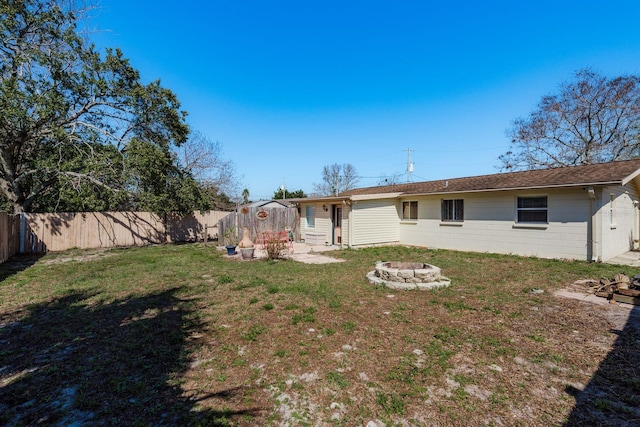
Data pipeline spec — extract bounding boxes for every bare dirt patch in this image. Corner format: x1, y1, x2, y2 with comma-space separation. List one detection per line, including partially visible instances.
555, 284, 640, 330
40, 247, 117, 265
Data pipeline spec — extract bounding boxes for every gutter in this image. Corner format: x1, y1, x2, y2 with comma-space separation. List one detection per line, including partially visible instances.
345, 199, 353, 249
351, 192, 403, 201
340, 181, 624, 200
587, 187, 599, 262
403, 181, 623, 198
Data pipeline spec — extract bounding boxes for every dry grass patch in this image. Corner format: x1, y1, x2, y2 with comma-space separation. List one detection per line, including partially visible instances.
1, 244, 639, 425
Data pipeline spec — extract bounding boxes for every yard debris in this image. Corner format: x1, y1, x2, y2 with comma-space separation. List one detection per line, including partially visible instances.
572, 274, 640, 306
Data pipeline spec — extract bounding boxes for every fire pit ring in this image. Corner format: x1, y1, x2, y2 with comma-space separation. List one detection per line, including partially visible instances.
367, 261, 451, 290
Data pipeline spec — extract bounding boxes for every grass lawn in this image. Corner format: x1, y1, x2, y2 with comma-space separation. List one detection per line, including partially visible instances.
1, 244, 639, 426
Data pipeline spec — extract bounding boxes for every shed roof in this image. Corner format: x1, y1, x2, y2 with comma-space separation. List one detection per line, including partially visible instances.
340, 159, 640, 197
246, 200, 291, 208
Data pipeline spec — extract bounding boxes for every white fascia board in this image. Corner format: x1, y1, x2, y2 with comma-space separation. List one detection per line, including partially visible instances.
622, 168, 640, 186
351, 192, 403, 201
346, 179, 629, 200
406, 182, 623, 197
290, 196, 349, 204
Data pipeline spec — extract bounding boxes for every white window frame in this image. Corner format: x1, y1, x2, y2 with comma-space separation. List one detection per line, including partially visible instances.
402, 201, 418, 220
441, 199, 464, 222
306, 205, 316, 228
516, 196, 548, 224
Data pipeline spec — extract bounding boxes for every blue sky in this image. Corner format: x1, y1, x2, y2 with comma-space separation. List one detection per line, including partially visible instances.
92, 1, 640, 200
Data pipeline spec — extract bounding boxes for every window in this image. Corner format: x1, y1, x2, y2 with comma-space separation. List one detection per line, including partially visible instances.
306, 205, 316, 228
516, 196, 547, 223
402, 201, 418, 220
441, 199, 464, 222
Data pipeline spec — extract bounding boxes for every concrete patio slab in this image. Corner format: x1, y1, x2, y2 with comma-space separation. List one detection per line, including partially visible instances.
606, 251, 640, 267
230, 242, 345, 264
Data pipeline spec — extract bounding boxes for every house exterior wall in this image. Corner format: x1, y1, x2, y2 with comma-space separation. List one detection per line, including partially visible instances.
350, 199, 400, 246
299, 202, 332, 245
598, 184, 639, 261
297, 202, 353, 246
399, 188, 593, 260
298, 179, 640, 260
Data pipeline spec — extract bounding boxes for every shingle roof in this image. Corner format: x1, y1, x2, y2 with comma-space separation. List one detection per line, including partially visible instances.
341, 159, 640, 197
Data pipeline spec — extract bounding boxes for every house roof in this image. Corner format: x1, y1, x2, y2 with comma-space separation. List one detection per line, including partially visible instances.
340, 159, 640, 197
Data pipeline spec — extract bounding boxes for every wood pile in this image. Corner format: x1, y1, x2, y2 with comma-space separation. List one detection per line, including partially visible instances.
590, 273, 640, 305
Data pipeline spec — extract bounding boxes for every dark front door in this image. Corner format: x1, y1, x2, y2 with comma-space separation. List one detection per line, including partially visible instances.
334, 206, 342, 244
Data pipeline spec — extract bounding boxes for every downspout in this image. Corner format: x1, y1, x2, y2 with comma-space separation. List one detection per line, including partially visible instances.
587, 187, 598, 262
345, 199, 353, 248
338, 202, 343, 249
634, 200, 640, 250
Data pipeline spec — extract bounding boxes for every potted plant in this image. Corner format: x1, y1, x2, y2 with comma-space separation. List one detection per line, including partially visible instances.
223, 227, 237, 255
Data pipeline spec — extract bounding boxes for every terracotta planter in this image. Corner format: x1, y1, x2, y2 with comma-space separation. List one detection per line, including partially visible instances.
239, 226, 254, 249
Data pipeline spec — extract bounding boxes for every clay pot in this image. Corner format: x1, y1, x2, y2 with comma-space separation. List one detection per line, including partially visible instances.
239, 226, 254, 249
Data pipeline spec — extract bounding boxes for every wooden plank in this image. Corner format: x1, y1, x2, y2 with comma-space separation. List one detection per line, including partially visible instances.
616, 288, 640, 297
612, 294, 640, 306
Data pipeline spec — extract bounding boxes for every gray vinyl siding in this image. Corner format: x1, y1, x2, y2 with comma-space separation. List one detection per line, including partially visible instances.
350, 200, 399, 246
299, 202, 331, 245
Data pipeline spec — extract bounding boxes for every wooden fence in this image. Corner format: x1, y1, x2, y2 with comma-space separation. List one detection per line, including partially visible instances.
0, 212, 20, 263
0, 211, 230, 258
218, 206, 300, 246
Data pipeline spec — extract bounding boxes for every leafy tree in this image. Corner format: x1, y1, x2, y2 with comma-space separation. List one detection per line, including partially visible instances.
312, 163, 359, 196
499, 69, 640, 170
273, 188, 307, 199
242, 188, 250, 204
27, 141, 128, 212
124, 138, 210, 214
0, 0, 207, 213
201, 182, 235, 211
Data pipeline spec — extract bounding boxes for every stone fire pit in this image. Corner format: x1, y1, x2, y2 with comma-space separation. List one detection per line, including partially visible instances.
367, 261, 451, 290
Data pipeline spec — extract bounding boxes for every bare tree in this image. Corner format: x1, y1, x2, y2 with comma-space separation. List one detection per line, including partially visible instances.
377, 173, 401, 186
499, 69, 640, 170
176, 131, 239, 197
312, 163, 360, 196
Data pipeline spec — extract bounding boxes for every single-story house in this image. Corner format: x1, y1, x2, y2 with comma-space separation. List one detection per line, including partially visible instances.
291, 159, 640, 262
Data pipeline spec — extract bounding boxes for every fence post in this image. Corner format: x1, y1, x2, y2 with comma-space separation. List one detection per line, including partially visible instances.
19, 212, 25, 254
164, 212, 168, 244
